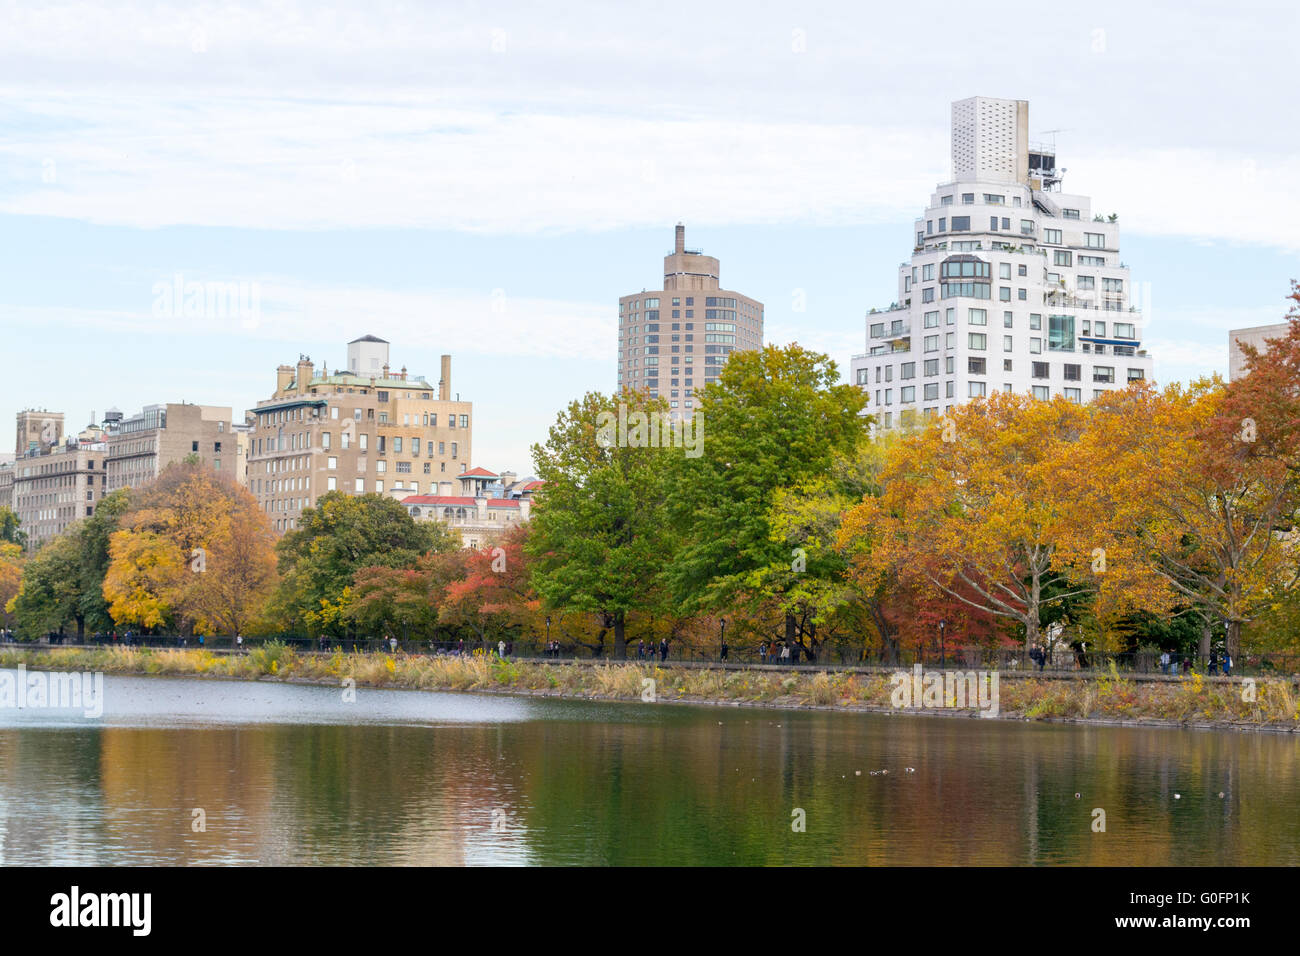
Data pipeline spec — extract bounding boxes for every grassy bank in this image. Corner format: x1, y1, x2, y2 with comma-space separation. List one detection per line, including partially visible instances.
2, 645, 1298, 731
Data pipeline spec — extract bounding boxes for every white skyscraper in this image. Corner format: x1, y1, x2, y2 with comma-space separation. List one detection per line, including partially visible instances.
851, 96, 1154, 428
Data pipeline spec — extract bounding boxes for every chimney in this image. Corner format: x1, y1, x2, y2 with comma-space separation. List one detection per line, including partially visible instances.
519, 498, 531, 521
400, 365, 407, 381
475, 496, 488, 521
382, 363, 390, 380
276, 364, 294, 392
296, 356, 314, 392
675, 222, 685, 254
439, 355, 451, 401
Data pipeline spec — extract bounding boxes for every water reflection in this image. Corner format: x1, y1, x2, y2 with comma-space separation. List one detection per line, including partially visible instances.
0, 672, 1294, 865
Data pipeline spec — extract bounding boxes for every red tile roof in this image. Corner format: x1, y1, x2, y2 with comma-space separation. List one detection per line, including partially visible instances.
400, 495, 521, 508
460, 467, 498, 478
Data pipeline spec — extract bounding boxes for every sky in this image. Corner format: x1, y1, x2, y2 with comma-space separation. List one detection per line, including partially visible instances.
1, 0, 1297, 472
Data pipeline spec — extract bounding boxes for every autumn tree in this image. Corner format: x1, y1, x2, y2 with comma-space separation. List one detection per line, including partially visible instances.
0, 542, 20, 630
842, 391, 1136, 652
103, 462, 277, 635
272, 491, 456, 636
441, 526, 541, 645
1085, 379, 1300, 659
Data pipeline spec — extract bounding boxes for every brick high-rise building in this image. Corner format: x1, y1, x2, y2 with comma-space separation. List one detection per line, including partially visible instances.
617, 224, 763, 418
247, 336, 473, 533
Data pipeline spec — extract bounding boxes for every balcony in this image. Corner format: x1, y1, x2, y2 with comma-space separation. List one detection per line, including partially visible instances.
870, 323, 912, 340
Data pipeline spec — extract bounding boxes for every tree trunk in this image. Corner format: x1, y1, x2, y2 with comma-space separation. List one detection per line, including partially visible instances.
785, 612, 797, 661
613, 612, 627, 660
1198, 617, 1211, 662
1226, 620, 1240, 661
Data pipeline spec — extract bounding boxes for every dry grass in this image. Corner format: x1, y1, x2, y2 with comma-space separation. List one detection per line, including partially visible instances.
0, 647, 1296, 728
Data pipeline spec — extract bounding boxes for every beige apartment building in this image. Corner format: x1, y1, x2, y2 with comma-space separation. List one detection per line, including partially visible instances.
16, 409, 65, 457
103, 403, 236, 492
248, 335, 473, 532
11, 437, 107, 549
0, 458, 13, 513
1228, 323, 1291, 381
617, 224, 764, 417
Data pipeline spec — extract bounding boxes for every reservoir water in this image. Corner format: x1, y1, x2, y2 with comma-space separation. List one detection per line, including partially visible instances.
0, 669, 1295, 865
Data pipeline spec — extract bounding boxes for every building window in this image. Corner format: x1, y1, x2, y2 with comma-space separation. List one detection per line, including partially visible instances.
1044, 228, 1062, 244
1032, 361, 1050, 379
1032, 386, 1050, 400
968, 381, 986, 398
968, 357, 986, 374
1085, 233, 1106, 249
969, 333, 987, 350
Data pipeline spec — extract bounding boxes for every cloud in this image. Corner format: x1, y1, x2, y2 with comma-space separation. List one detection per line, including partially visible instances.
0, 277, 615, 360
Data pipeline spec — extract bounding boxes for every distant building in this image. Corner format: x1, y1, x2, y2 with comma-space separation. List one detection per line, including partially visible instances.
103, 403, 235, 492
11, 432, 106, 549
617, 224, 764, 418
1228, 323, 1291, 381
247, 336, 474, 532
851, 96, 1153, 429
393, 467, 542, 549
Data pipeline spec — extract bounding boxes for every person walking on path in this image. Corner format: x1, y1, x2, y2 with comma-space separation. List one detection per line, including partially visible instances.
659, 638, 669, 662
1224, 652, 1233, 676
759, 642, 768, 665
720, 640, 729, 662
498, 639, 506, 658
1160, 650, 1170, 675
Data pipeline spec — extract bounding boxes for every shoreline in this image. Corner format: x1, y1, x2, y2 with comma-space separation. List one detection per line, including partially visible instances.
1, 645, 1297, 735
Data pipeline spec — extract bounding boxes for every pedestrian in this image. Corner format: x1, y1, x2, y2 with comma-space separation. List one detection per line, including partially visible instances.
659, 638, 669, 662
720, 640, 729, 662
498, 639, 506, 658
760, 642, 768, 665
780, 642, 790, 664
1181, 656, 1191, 675
198, 634, 205, 649
1209, 649, 1219, 675
637, 639, 645, 660
1224, 651, 1232, 676
236, 633, 243, 651
1159, 650, 1170, 675
389, 635, 398, 654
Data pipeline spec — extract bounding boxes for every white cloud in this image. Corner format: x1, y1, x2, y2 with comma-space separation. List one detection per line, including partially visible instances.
1, 3, 1295, 249
0, 278, 615, 361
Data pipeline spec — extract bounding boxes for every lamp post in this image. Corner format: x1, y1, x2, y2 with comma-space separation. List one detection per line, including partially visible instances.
939, 620, 947, 669
720, 618, 727, 663
545, 616, 551, 657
